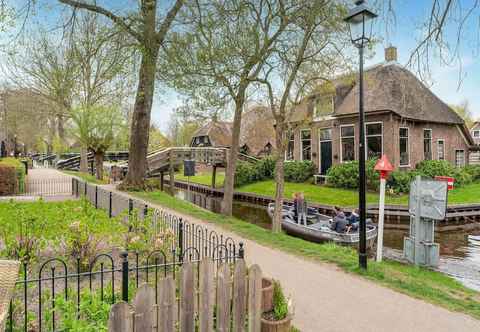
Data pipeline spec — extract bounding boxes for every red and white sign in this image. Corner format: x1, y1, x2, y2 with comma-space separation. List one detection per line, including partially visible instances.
435, 176, 455, 190
374, 155, 394, 179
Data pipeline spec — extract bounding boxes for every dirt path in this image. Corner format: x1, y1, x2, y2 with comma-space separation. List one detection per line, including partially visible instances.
100, 185, 480, 332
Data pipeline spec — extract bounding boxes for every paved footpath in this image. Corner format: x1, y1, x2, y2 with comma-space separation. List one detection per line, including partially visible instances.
33, 170, 480, 332
103, 186, 480, 332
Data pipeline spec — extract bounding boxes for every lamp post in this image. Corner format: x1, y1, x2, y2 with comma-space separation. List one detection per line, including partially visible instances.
344, 0, 377, 269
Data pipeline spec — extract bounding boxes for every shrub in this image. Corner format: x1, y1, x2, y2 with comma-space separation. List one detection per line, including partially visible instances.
326, 159, 379, 190
0, 158, 26, 194
463, 165, 480, 181
283, 160, 315, 183
234, 157, 276, 187
387, 170, 416, 194
415, 160, 455, 178
272, 280, 289, 321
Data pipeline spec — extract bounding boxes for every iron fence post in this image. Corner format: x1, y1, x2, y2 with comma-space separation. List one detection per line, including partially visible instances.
143, 204, 148, 218
128, 199, 133, 215
239, 242, 245, 259
95, 186, 98, 209
71, 178, 75, 196
178, 219, 184, 263
121, 251, 129, 302
109, 192, 113, 218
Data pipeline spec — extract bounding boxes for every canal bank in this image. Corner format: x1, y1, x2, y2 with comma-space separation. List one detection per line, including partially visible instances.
166, 181, 480, 291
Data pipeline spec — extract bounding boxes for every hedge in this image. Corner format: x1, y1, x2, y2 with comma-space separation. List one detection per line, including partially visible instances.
0, 158, 26, 195
327, 159, 479, 194
234, 158, 315, 187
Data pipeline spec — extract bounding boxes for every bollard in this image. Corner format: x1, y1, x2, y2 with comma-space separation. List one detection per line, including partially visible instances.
120, 252, 129, 302
95, 186, 98, 209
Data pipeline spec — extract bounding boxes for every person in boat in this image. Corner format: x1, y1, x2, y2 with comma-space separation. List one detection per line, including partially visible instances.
347, 208, 360, 231
295, 192, 308, 226
331, 207, 349, 233
292, 192, 299, 219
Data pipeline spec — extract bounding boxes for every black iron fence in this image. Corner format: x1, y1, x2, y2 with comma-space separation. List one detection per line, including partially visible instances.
6, 178, 244, 331
22, 178, 72, 196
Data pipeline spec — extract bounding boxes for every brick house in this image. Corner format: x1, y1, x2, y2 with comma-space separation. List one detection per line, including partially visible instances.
286, 47, 475, 174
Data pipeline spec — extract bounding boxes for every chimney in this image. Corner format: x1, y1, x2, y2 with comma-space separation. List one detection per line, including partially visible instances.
385, 46, 397, 62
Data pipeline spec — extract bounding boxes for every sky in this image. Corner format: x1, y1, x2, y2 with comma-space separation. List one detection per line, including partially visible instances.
3, 0, 479, 131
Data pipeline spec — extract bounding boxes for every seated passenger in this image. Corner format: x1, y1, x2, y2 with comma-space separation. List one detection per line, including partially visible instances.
331, 207, 348, 232
347, 208, 360, 231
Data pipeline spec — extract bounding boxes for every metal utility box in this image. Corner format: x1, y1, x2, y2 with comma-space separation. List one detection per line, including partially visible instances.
183, 160, 196, 177
403, 176, 447, 267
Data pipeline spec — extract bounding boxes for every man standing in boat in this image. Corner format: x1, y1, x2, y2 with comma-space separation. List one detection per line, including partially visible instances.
294, 192, 308, 226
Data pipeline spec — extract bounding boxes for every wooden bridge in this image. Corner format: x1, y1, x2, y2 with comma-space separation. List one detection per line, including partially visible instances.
145, 147, 258, 190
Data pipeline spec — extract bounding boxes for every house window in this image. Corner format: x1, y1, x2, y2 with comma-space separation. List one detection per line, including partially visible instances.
285, 132, 294, 161
341, 125, 355, 162
437, 139, 445, 160
424, 129, 432, 160
399, 127, 409, 166
455, 150, 465, 167
473, 130, 480, 138
314, 96, 334, 118
319, 128, 332, 141
301, 129, 311, 161
366, 123, 382, 159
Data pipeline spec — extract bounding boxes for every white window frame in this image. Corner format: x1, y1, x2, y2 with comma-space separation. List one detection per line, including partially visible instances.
340, 124, 355, 163
365, 122, 383, 159
300, 129, 312, 161
399, 127, 410, 167
318, 127, 333, 173
455, 149, 465, 167
284, 131, 295, 161
423, 128, 433, 160
437, 139, 445, 161
473, 130, 480, 138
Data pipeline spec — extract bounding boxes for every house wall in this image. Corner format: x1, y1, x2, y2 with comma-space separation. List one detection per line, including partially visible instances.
291, 113, 471, 173
470, 123, 480, 145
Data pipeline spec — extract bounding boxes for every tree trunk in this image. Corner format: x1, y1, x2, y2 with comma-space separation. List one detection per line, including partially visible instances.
79, 146, 88, 173
57, 114, 65, 141
94, 151, 104, 180
123, 49, 158, 188
272, 123, 286, 233
221, 94, 245, 216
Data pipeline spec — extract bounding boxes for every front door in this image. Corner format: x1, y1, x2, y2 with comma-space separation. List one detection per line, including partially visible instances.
320, 141, 332, 174
319, 128, 332, 175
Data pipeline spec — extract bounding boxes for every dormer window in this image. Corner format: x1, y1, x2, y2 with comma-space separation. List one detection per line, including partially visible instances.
473, 130, 480, 138
314, 95, 334, 119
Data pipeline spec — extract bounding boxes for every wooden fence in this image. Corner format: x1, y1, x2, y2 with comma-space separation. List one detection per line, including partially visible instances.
108, 258, 262, 332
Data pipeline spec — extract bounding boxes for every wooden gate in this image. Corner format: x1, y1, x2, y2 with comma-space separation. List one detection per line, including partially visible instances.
108, 258, 262, 332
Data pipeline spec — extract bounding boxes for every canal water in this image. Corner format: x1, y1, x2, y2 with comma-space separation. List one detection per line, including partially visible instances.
176, 189, 480, 290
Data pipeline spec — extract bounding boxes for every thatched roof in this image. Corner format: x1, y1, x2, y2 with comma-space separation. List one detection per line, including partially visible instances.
191, 121, 233, 147
289, 63, 466, 126
240, 106, 276, 156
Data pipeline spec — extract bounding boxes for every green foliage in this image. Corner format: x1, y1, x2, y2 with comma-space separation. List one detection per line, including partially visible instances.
234, 158, 276, 187
415, 160, 455, 178
0, 157, 26, 193
272, 280, 289, 320
327, 159, 379, 190
283, 161, 316, 183
0, 199, 127, 264
387, 170, 416, 194
44, 289, 111, 332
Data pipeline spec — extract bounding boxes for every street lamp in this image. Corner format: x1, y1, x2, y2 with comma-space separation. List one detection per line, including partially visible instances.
344, 0, 377, 269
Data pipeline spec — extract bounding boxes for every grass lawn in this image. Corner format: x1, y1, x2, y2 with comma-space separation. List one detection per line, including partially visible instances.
131, 190, 480, 320
62, 170, 109, 184
176, 172, 480, 207
176, 171, 225, 187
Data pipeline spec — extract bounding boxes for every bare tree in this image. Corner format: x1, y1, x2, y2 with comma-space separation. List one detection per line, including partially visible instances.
161, 0, 307, 216
254, 1, 349, 232
58, 0, 184, 188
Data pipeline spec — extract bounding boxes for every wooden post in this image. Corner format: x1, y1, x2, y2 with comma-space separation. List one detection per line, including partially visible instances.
211, 165, 217, 189
160, 171, 164, 192
169, 150, 175, 196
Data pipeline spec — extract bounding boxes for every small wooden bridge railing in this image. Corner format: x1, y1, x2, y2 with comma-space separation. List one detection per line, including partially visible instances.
108, 258, 262, 332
